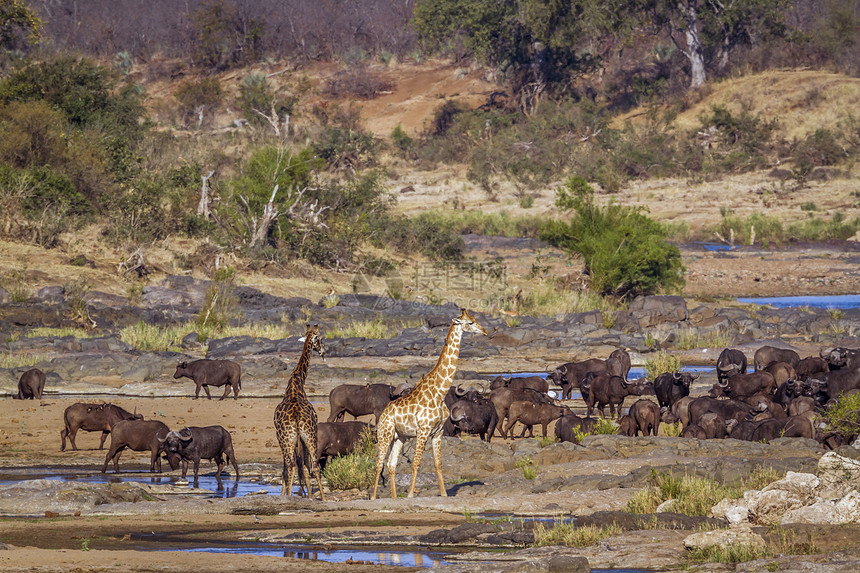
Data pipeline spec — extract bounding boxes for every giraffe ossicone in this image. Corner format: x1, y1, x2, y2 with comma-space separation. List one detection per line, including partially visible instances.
370, 308, 489, 500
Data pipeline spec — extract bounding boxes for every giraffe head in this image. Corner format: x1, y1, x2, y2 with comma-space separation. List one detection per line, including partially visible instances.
305, 323, 326, 358
453, 308, 489, 337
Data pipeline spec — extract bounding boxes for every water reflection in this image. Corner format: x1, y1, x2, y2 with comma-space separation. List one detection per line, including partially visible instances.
179, 544, 452, 567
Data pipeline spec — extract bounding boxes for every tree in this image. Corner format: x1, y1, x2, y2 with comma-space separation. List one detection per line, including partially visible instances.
411, 0, 617, 114
645, 0, 790, 89
0, 0, 41, 54
539, 176, 684, 299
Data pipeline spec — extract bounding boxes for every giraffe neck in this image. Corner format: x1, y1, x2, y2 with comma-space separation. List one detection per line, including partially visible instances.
419, 321, 465, 401
285, 335, 314, 399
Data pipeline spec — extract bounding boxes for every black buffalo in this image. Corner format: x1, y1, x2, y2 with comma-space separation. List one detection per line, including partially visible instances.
619, 399, 660, 437
716, 348, 748, 386
446, 395, 499, 442
489, 375, 549, 394
547, 358, 607, 400
753, 345, 800, 371
14, 368, 45, 400
653, 371, 698, 410
328, 383, 405, 424
709, 371, 776, 399
581, 372, 653, 418
102, 419, 174, 473
554, 412, 598, 443
173, 359, 242, 400
688, 396, 756, 427
60, 402, 142, 451
159, 425, 239, 482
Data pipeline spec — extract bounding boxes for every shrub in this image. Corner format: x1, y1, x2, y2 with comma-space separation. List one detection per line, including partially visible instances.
195, 267, 240, 338
321, 66, 395, 100
390, 124, 414, 155
820, 392, 860, 439
322, 428, 377, 490
540, 177, 685, 299
533, 522, 621, 548
644, 352, 682, 380
175, 78, 223, 127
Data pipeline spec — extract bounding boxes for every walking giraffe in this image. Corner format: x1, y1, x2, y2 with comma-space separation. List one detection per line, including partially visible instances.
274, 323, 326, 500
370, 308, 489, 499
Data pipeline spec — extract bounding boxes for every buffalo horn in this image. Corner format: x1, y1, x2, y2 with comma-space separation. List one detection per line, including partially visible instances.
719, 377, 729, 388
673, 371, 682, 380
691, 371, 700, 380
454, 384, 467, 397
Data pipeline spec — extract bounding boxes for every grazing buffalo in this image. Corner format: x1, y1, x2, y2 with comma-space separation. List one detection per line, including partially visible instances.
328, 383, 404, 424
581, 372, 653, 418
709, 371, 776, 399
173, 359, 241, 400
14, 368, 45, 400
671, 396, 695, 427
698, 412, 728, 439
489, 375, 549, 394
159, 425, 239, 482
447, 395, 498, 442
795, 356, 829, 380
619, 399, 661, 437
764, 362, 797, 387
682, 424, 708, 439
489, 387, 555, 438
314, 421, 372, 469
716, 348, 748, 386
102, 419, 174, 474
547, 358, 607, 400
753, 345, 800, 371
554, 413, 598, 443
60, 402, 142, 451
653, 371, 698, 410
749, 415, 815, 443
503, 401, 570, 438
688, 397, 756, 427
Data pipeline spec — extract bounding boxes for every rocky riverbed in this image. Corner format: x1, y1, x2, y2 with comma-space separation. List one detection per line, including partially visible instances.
2, 271, 860, 572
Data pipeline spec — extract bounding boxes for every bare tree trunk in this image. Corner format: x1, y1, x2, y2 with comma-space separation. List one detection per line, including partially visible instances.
249, 185, 279, 247
198, 170, 215, 219
675, 0, 707, 89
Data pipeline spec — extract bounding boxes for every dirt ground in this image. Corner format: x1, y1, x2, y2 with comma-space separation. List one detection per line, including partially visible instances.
0, 397, 459, 572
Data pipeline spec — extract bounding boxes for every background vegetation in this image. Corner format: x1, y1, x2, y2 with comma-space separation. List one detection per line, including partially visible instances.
0, 0, 858, 303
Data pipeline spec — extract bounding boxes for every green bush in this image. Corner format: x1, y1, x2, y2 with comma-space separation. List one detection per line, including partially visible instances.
321, 428, 377, 490
714, 212, 785, 246
539, 177, 684, 299
820, 392, 860, 439
175, 78, 223, 127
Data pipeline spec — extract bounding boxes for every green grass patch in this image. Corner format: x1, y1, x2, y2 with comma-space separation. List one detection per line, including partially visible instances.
592, 417, 618, 435
673, 328, 732, 350
412, 209, 547, 238
119, 320, 299, 351
0, 353, 47, 369
625, 466, 783, 516
819, 392, 860, 438
521, 280, 620, 317
533, 521, 622, 547
685, 542, 772, 564
515, 456, 537, 479
26, 327, 91, 338
644, 352, 682, 380
327, 318, 400, 339
322, 428, 377, 490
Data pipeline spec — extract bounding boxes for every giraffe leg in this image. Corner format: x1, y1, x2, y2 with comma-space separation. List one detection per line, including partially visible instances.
430, 433, 447, 497
370, 416, 395, 500
387, 439, 405, 499
298, 426, 326, 502
406, 432, 429, 498
275, 418, 299, 496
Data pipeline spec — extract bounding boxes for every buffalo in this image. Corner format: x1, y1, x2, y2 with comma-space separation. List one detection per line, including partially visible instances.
489, 387, 555, 438
547, 358, 607, 400
314, 421, 373, 469
554, 412, 598, 443
581, 372, 653, 418
716, 348, 748, 386
489, 375, 549, 394
608, 349, 632, 380
102, 419, 174, 473
807, 368, 860, 402
503, 401, 570, 438
753, 345, 800, 371
688, 396, 756, 427
173, 359, 242, 400
764, 361, 797, 387
819, 347, 860, 370
447, 395, 498, 442
698, 412, 728, 439
328, 383, 405, 424
159, 425, 239, 482
60, 402, 142, 451
14, 368, 45, 400
795, 356, 829, 380
709, 371, 776, 399
653, 370, 698, 410
619, 399, 660, 437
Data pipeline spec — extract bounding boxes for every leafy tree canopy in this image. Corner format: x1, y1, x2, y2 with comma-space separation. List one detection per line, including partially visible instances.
540, 176, 685, 299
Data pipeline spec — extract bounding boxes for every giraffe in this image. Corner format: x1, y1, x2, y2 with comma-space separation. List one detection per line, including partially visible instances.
370, 308, 489, 499
274, 323, 326, 500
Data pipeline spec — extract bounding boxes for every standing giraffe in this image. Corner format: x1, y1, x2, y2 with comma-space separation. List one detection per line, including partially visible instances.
370, 308, 489, 499
274, 323, 326, 500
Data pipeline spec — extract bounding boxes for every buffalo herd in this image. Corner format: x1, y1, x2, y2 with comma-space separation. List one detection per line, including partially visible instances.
10, 343, 860, 494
